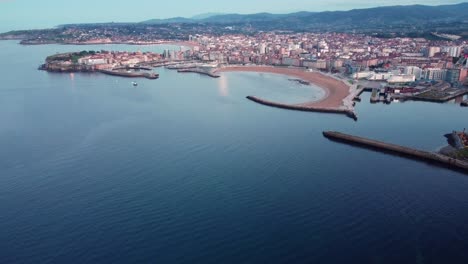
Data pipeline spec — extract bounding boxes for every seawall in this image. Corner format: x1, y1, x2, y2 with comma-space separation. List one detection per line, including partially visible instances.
411, 89, 468, 103
177, 68, 220, 78
99, 69, 159, 79
246, 96, 357, 120
323, 131, 468, 173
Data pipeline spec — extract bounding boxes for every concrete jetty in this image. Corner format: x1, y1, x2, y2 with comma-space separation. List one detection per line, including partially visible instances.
99, 69, 159, 79
112, 66, 153, 71
323, 131, 468, 173
246, 96, 357, 120
177, 68, 220, 78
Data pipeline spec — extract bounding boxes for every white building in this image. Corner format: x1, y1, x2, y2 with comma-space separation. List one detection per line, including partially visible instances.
387, 74, 416, 84
259, 43, 267, 54
80, 58, 107, 66
367, 73, 393, 81
404, 66, 422, 79
352, 71, 373, 79
427, 46, 441, 57
423, 68, 447, 81
442, 46, 462, 57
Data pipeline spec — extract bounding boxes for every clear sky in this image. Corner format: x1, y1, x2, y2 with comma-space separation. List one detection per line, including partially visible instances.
0, 0, 464, 32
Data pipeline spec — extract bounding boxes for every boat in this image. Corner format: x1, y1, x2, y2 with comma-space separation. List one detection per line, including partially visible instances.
132, 82, 138, 86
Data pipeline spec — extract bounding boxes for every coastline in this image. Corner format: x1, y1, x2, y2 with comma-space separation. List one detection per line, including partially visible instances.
19, 39, 199, 48
216, 66, 356, 117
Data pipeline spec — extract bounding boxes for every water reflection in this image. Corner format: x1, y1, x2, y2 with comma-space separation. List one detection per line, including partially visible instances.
218, 75, 229, 97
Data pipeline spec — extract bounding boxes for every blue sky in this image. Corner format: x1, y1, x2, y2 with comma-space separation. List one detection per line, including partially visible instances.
0, 0, 464, 32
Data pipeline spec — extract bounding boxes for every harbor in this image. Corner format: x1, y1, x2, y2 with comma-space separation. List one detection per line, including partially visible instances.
323, 131, 468, 173
357, 81, 468, 105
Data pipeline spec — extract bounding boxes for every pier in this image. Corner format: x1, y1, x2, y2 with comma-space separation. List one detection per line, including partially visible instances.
246, 96, 357, 120
99, 69, 159, 79
177, 68, 220, 78
323, 131, 468, 173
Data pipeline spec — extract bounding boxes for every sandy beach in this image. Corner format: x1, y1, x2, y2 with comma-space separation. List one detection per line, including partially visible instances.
216, 66, 351, 109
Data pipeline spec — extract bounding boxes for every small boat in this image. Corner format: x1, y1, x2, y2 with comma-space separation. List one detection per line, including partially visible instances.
132, 82, 138, 87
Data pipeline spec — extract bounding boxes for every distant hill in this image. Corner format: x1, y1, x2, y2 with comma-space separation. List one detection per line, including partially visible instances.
141, 2, 468, 32
3, 2, 467, 40
191, 13, 225, 20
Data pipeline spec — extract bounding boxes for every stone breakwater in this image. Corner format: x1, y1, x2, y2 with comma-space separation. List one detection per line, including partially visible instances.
177, 68, 220, 78
323, 131, 468, 173
247, 96, 357, 120
99, 69, 159, 79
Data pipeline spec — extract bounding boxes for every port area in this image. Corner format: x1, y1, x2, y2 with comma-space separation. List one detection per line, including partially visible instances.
354, 80, 468, 105
323, 131, 468, 173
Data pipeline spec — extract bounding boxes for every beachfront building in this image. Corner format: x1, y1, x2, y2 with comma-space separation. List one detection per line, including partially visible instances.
423, 68, 447, 81
387, 74, 416, 84
404, 66, 422, 79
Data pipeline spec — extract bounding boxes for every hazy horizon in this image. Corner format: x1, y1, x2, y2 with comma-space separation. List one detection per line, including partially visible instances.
0, 0, 465, 32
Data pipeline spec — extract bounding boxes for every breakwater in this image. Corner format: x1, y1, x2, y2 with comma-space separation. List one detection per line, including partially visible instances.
246, 96, 357, 120
113, 66, 153, 71
323, 131, 468, 173
99, 69, 159, 79
177, 68, 220, 78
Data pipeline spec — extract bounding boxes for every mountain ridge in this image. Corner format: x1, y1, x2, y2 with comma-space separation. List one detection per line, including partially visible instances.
141, 2, 468, 28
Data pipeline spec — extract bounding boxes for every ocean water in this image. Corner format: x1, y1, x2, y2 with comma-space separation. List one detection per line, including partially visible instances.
1, 40, 468, 264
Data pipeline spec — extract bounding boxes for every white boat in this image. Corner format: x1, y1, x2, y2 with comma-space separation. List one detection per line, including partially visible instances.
132, 82, 138, 86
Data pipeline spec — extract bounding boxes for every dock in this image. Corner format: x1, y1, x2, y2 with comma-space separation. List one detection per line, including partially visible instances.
410, 88, 468, 103
247, 96, 357, 120
323, 131, 468, 173
370, 88, 380, 103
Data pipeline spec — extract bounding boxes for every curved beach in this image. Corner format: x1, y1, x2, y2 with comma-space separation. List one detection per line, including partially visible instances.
216, 66, 352, 109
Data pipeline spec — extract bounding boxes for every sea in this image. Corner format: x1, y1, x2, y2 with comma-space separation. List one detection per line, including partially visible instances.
1, 40, 468, 264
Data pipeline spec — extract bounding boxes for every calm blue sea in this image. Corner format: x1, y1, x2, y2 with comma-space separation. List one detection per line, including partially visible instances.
1, 40, 468, 264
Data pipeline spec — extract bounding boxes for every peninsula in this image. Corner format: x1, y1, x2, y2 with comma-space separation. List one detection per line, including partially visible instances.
40, 50, 161, 79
